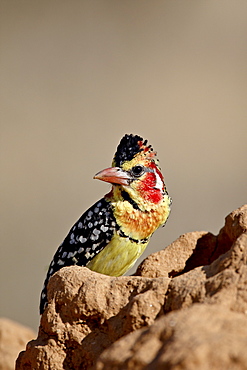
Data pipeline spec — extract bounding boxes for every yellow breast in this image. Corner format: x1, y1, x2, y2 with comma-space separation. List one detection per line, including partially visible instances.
86, 233, 148, 276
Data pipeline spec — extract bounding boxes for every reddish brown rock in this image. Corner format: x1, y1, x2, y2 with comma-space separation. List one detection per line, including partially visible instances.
95, 304, 247, 370
135, 230, 217, 278
164, 226, 247, 313
16, 204, 247, 370
0, 318, 35, 370
16, 270, 169, 369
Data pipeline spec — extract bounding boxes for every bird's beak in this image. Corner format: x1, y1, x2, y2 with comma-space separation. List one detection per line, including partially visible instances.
94, 167, 131, 186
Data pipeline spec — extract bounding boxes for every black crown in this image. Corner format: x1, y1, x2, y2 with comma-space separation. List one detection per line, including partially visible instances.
113, 134, 146, 167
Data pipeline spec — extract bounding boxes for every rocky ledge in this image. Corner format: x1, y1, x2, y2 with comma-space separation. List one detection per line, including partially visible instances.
16, 204, 247, 369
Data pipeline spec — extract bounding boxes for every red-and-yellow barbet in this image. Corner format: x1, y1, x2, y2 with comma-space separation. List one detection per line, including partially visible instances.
40, 134, 171, 314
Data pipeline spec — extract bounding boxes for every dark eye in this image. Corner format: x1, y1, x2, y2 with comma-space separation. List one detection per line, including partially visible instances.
131, 165, 145, 177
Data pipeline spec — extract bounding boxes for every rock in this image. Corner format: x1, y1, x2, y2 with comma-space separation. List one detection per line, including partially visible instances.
164, 232, 247, 313
16, 204, 247, 369
16, 270, 170, 369
135, 230, 217, 278
0, 318, 35, 370
95, 304, 247, 370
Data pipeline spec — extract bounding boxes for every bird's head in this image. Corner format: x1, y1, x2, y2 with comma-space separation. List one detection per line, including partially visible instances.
94, 134, 167, 208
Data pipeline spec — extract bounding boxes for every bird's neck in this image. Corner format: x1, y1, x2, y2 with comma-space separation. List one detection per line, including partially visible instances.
105, 185, 170, 240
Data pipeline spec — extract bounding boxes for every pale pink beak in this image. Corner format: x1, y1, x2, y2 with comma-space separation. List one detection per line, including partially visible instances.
94, 167, 131, 186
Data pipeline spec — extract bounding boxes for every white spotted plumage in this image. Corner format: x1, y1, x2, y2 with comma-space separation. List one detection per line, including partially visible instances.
39, 197, 117, 314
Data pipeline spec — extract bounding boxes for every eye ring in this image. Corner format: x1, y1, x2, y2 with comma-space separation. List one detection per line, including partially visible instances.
131, 165, 145, 177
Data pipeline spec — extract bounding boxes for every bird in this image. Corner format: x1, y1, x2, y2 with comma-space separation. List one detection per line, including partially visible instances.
39, 134, 171, 314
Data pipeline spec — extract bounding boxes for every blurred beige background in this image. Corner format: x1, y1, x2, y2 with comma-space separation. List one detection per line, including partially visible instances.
1, 0, 246, 331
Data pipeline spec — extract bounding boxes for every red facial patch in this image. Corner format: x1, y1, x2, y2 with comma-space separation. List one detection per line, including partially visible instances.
137, 170, 163, 204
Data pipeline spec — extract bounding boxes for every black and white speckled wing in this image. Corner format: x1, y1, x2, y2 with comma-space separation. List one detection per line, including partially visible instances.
39, 197, 115, 314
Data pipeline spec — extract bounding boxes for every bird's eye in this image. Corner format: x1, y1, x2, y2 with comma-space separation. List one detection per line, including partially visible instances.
131, 165, 145, 177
